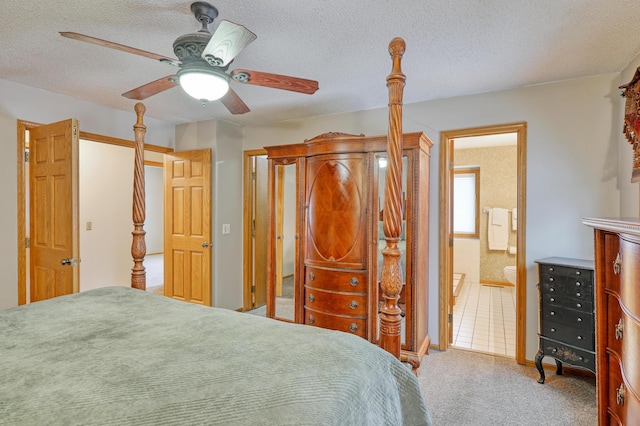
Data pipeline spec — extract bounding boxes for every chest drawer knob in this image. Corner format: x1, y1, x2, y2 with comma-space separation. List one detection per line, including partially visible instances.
577, 317, 582, 322
577, 335, 583, 340
550, 328, 556, 332
550, 311, 555, 316
309, 272, 315, 281
349, 323, 358, 332
575, 270, 581, 275
615, 318, 624, 340
616, 383, 626, 406
350, 277, 359, 287
550, 297, 555, 302
576, 303, 582, 308
576, 292, 582, 297
308, 294, 315, 303
576, 281, 582, 287
613, 253, 621, 275
349, 300, 359, 310
549, 277, 555, 282
308, 315, 315, 324
578, 356, 584, 361
549, 267, 554, 272
549, 287, 555, 292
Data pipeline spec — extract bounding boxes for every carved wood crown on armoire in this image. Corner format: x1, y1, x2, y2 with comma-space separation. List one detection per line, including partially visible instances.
264, 131, 432, 369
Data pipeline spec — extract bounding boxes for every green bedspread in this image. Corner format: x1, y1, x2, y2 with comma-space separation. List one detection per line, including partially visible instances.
0, 287, 431, 425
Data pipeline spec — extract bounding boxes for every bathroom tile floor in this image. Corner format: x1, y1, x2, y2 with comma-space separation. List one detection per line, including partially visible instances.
451, 280, 516, 357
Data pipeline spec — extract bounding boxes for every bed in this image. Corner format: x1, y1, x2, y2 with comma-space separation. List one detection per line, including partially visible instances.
0, 286, 430, 425
1, 38, 431, 425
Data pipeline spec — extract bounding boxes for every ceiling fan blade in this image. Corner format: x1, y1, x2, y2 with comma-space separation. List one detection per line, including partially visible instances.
230, 69, 319, 94
122, 75, 178, 100
60, 32, 180, 66
220, 88, 250, 114
201, 20, 257, 67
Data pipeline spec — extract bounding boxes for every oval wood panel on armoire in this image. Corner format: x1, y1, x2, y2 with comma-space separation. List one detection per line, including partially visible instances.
265, 131, 432, 370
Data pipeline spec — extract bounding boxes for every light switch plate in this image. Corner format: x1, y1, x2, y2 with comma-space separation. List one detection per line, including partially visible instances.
222, 224, 231, 234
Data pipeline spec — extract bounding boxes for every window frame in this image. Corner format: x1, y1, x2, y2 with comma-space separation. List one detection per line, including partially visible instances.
453, 167, 480, 239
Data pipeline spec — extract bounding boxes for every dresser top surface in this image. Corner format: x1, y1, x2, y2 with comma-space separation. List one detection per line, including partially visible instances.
535, 257, 594, 270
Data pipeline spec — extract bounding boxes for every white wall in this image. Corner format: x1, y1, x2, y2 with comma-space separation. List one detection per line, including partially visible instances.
0, 78, 174, 309
79, 141, 134, 290
241, 73, 622, 361
144, 165, 164, 254
453, 238, 480, 284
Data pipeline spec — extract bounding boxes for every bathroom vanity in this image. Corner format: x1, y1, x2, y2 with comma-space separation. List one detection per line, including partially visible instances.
534, 257, 595, 384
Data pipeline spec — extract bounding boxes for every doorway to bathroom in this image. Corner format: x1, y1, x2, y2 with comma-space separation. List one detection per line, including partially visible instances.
439, 123, 527, 364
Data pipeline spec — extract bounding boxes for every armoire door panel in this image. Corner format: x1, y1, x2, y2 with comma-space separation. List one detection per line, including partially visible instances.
306, 154, 367, 268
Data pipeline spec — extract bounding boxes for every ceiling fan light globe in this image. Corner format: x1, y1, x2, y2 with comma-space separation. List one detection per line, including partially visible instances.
178, 70, 230, 101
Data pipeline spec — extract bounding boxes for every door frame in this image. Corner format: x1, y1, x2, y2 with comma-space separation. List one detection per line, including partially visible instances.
242, 149, 268, 311
17, 120, 173, 305
438, 122, 527, 364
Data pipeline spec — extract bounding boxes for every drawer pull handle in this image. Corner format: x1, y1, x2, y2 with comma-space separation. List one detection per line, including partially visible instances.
613, 253, 621, 275
549, 267, 554, 272
615, 318, 624, 340
549, 277, 554, 282
550, 311, 555, 316
576, 292, 582, 297
549, 287, 555, 292
576, 281, 581, 286
309, 272, 315, 281
575, 270, 581, 275
349, 323, 358, 332
577, 317, 582, 322
578, 356, 584, 361
550, 297, 555, 302
551, 347, 558, 353
577, 336, 583, 340
576, 303, 582, 308
350, 277, 359, 287
550, 328, 556, 332
308, 294, 315, 303
308, 315, 315, 324
616, 383, 625, 406
349, 300, 359, 310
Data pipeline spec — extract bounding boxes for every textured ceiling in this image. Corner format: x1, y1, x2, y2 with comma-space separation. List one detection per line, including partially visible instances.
2, 1, 640, 126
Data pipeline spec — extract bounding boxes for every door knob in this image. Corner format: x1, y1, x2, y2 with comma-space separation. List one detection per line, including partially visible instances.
202, 242, 211, 248
60, 258, 78, 266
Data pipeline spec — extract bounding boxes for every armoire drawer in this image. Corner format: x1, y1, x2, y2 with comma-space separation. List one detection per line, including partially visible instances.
304, 287, 367, 316
539, 338, 595, 371
304, 307, 367, 338
305, 266, 367, 293
542, 292, 593, 312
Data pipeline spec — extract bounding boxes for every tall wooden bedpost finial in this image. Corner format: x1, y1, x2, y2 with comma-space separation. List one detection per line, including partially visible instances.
131, 102, 147, 290
380, 37, 406, 359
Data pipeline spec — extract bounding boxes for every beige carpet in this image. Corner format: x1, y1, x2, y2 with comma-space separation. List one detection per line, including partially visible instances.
418, 348, 596, 425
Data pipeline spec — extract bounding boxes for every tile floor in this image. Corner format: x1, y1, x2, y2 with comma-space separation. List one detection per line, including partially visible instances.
451, 279, 516, 357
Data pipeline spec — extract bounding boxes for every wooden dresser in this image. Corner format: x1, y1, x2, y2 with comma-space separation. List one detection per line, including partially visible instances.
534, 257, 595, 384
264, 131, 432, 369
583, 218, 640, 425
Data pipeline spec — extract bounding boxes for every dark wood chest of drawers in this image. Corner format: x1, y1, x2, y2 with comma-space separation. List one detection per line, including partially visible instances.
535, 257, 595, 384
583, 218, 640, 425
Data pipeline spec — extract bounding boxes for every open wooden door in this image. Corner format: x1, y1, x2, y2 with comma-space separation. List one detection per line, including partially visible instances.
29, 119, 79, 302
164, 149, 212, 306
253, 155, 268, 307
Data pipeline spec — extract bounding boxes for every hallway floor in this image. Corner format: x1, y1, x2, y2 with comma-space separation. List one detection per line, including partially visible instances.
452, 280, 516, 357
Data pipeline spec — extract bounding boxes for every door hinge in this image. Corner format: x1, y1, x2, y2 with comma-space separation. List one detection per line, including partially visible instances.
251, 172, 256, 180
448, 313, 453, 323
251, 285, 256, 293
449, 237, 453, 247
251, 219, 256, 237
25, 237, 30, 248
24, 151, 29, 162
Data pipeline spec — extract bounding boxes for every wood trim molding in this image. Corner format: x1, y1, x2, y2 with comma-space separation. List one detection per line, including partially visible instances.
439, 122, 527, 364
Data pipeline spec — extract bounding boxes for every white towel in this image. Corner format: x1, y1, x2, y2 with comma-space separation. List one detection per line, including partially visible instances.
488, 208, 509, 250
511, 208, 517, 231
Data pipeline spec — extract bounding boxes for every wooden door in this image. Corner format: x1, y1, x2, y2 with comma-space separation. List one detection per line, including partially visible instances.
253, 155, 268, 307
29, 119, 79, 302
164, 149, 212, 306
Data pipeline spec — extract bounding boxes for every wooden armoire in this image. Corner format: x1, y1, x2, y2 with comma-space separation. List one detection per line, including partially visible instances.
265, 131, 432, 368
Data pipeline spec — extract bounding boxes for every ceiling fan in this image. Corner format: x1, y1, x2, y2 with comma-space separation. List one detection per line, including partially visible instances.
60, 1, 319, 115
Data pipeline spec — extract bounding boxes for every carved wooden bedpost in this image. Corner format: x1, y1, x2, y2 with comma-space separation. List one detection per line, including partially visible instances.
131, 102, 147, 290
379, 37, 406, 358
